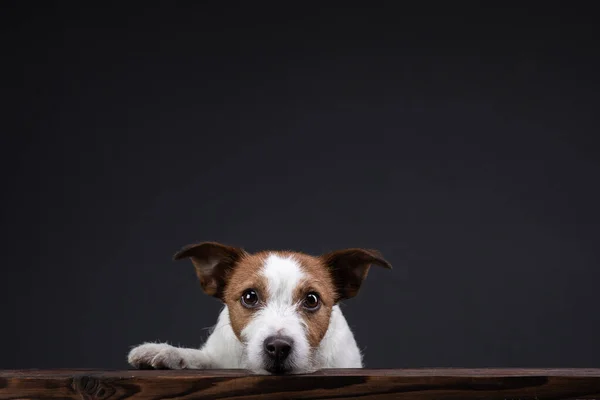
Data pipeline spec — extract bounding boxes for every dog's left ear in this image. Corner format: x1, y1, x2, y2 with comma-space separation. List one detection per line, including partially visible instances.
173, 241, 247, 300
321, 248, 391, 301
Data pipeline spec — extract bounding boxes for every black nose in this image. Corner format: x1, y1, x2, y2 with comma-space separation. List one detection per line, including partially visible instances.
263, 336, 293, 361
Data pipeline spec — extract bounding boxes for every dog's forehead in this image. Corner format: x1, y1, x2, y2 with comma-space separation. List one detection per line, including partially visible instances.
227, 251, 334, 305
235, 251, 326, 290
238, 251, 319, 273
261, 253, 305, 297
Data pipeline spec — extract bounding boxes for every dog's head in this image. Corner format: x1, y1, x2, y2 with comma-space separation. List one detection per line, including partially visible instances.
174, 242, 391, 374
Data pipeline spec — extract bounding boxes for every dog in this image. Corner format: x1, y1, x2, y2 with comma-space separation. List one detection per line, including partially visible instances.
127, 241, 391, 374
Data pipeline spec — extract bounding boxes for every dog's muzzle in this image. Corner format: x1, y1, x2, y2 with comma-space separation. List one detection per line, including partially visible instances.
263, 335, 294, 374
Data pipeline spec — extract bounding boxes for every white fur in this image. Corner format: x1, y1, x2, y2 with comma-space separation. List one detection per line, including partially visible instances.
128, 253, 363, 373
242, 254, 312, 373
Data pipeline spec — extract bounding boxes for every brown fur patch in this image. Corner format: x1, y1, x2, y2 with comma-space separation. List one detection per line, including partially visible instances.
279, 252, 337, 348
222, 252, 269, 341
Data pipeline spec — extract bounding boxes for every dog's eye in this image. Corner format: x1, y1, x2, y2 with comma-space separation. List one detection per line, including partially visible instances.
241, 289, 260, 308
303, 292, 320, 311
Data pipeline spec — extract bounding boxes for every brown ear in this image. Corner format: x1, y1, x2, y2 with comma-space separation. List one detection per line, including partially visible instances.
321, 248, 391, 301
173, 241, 246, 300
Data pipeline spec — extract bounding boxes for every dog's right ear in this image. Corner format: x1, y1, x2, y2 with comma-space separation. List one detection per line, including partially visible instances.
173, 241, 246, 300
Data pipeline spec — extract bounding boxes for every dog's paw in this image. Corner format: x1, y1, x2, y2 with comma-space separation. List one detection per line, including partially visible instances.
128, 343, 188, 369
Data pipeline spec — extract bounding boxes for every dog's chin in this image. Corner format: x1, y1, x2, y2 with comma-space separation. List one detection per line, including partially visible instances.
266, 365, 292, 375
252, 362, 315, 376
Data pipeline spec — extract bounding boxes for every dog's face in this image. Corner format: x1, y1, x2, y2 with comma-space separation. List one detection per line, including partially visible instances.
174, 242, 391, 374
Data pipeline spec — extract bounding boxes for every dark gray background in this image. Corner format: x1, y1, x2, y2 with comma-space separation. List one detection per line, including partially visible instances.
1, 3, 598, 369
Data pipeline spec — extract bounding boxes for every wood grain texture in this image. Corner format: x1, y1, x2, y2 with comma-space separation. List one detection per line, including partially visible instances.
1, 369, 600, 400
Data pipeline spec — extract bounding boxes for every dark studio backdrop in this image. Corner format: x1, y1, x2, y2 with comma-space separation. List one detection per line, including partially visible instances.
1, 3, 598, 370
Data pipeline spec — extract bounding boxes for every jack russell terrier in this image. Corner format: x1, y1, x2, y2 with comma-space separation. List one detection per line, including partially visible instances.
128, 241, 391, 374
